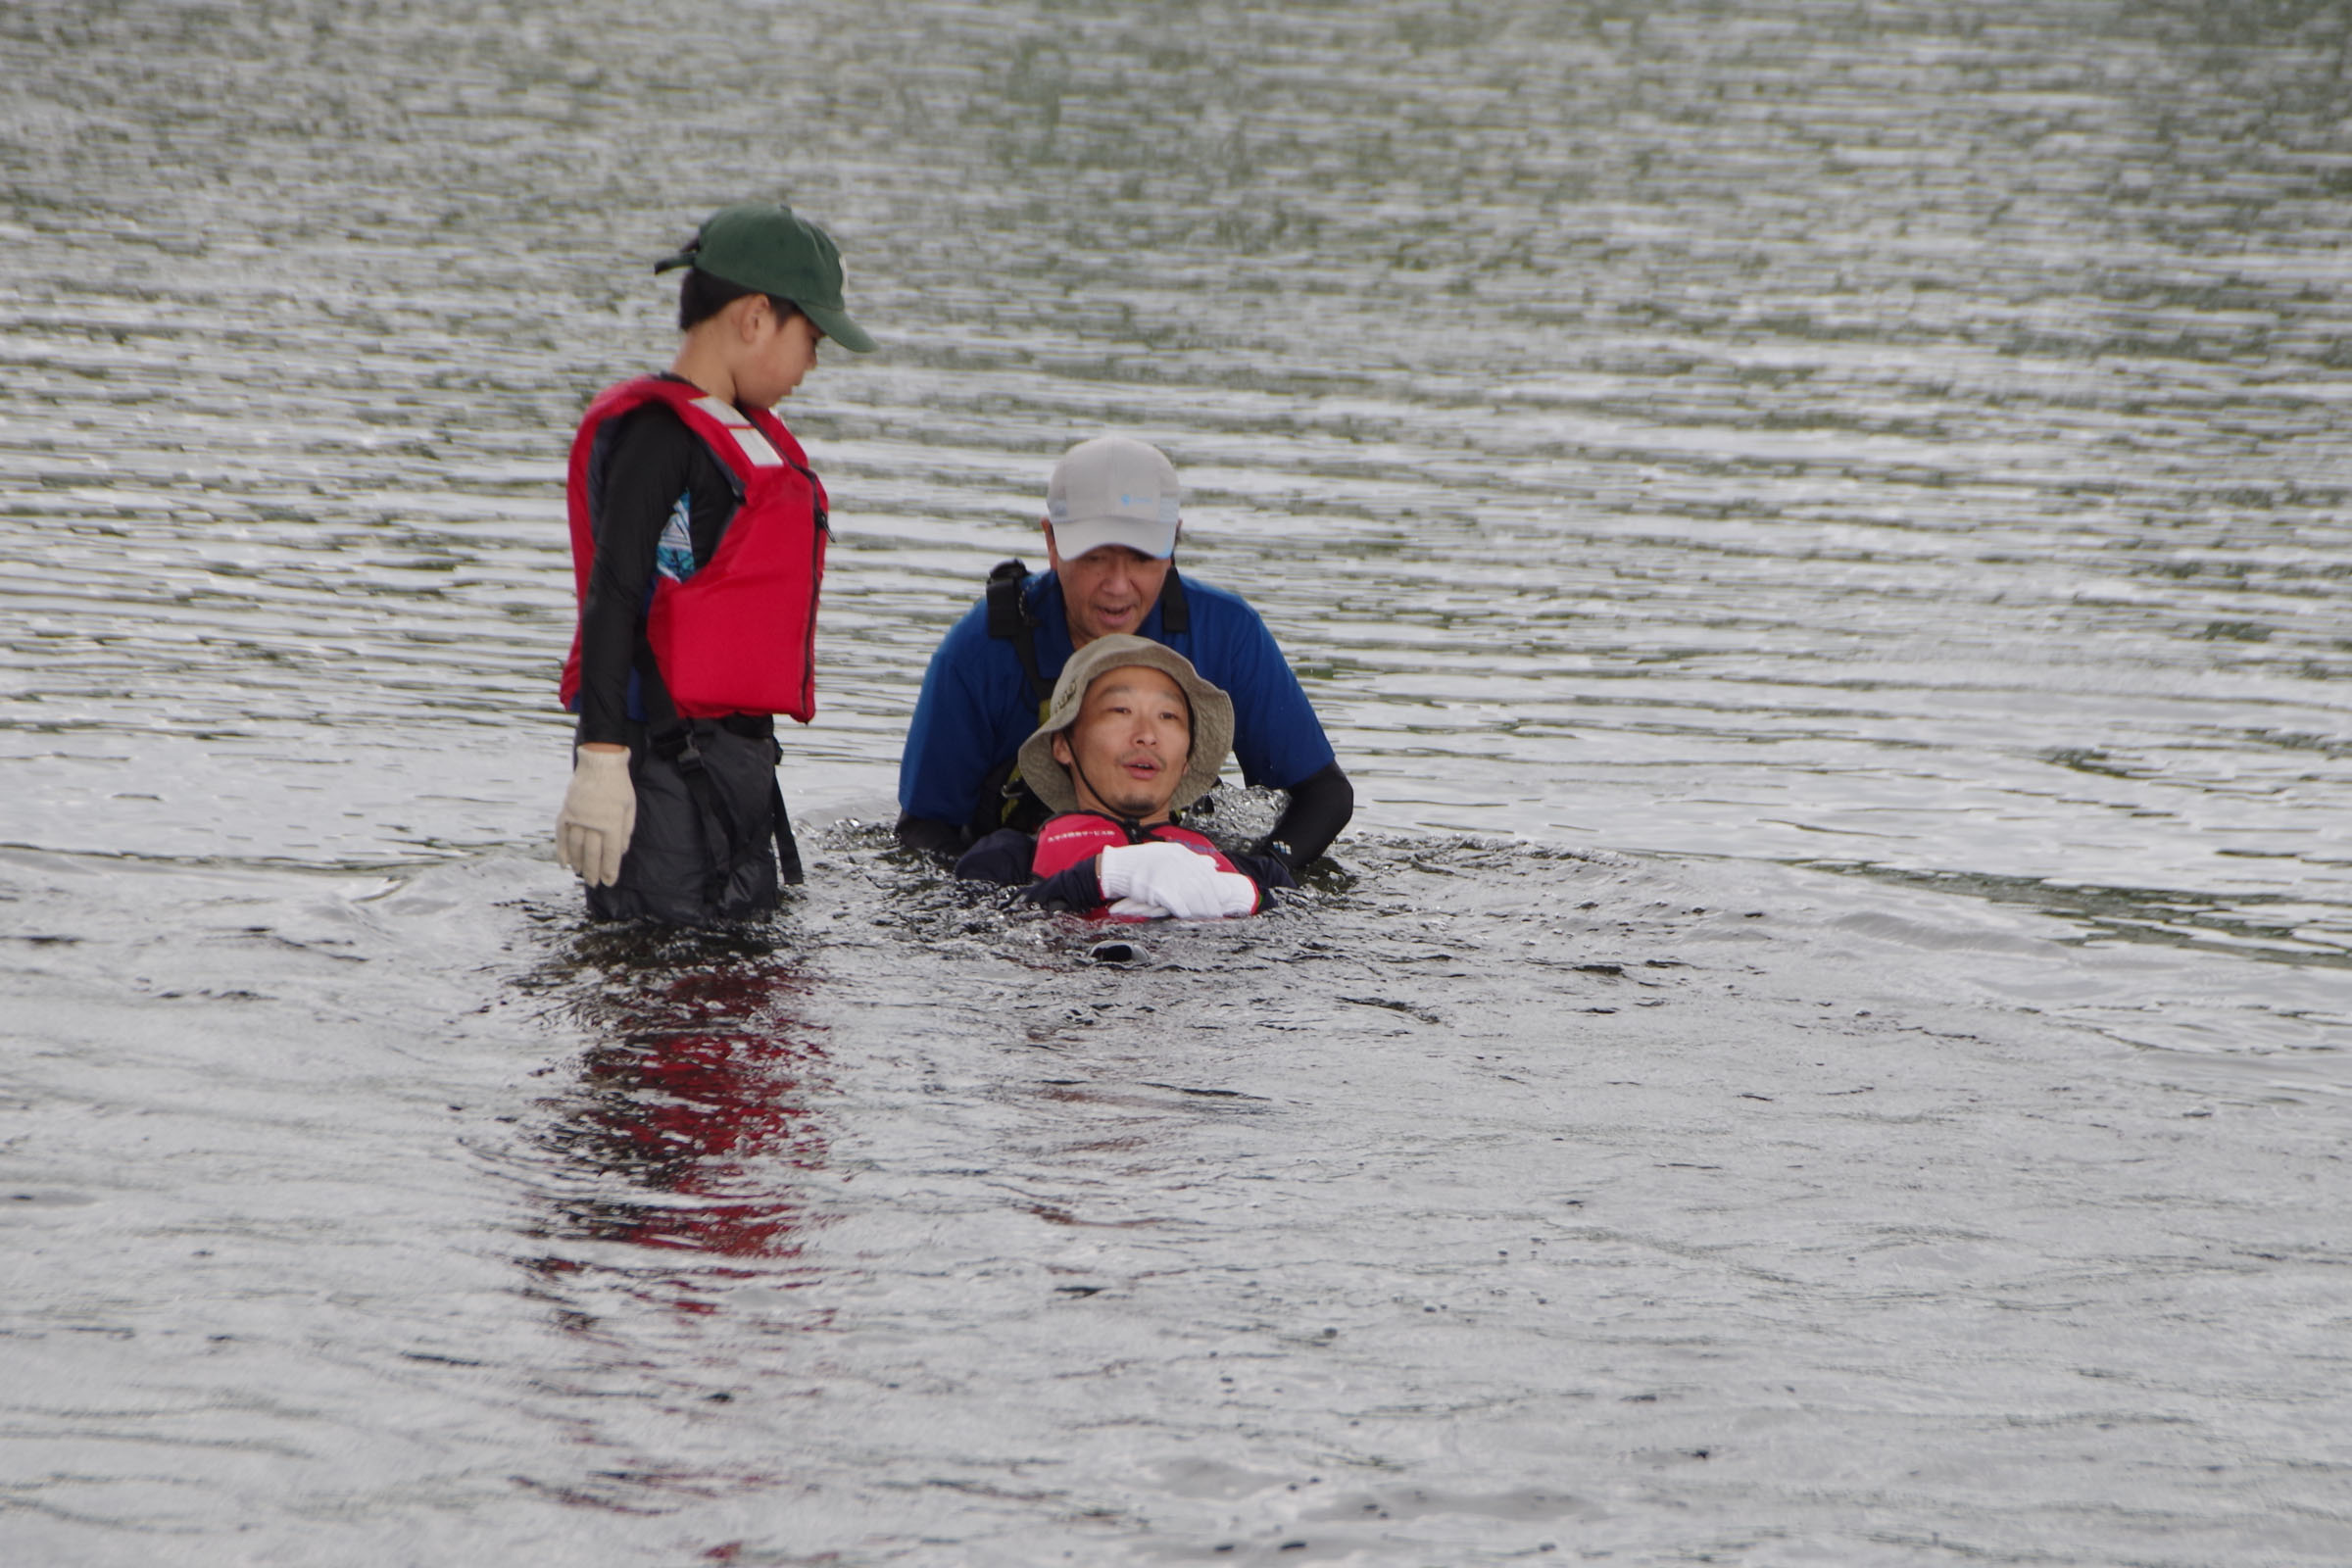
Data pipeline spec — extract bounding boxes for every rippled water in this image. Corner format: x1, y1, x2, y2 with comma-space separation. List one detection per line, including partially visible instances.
3, 0, 2348, 1562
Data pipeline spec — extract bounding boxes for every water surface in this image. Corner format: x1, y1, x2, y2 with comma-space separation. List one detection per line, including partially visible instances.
2, 0, 2348, 1562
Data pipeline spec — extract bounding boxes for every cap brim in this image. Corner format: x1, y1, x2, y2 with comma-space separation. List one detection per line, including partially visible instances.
801, 302, 875, 354
1049, 516, 1177, 561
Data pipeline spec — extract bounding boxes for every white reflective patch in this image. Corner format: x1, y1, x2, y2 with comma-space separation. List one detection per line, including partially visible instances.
731, 427, 784, 467
690, 395, 752, 427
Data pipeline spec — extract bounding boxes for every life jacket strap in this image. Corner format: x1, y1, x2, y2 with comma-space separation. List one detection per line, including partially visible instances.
769, 768, 804, 886
650, 724, 741, 909
985, 559, 1053, 710
1159, 566, 1190, 635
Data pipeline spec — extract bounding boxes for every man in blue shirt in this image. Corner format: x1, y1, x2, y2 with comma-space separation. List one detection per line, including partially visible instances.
896, 435, 1353, 871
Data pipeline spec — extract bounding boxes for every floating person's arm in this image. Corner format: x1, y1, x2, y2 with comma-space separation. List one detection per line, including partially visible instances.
1019, 855, 1113, 912
952, 828, 1035, 884
1017, 842, 1292, 918
1221, 847, 1299, 902
898, 811, 967, 858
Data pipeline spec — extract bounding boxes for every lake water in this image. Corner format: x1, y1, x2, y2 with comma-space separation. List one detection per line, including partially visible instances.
3, 1, 2347, 1563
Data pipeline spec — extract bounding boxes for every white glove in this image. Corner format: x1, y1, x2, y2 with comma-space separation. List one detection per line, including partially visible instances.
1098, 841, 1257, 920
1106, 896, 1172, 919
556, 748, 637, 886
1187, 871, 1260, 920
1097, 841, 1196, 900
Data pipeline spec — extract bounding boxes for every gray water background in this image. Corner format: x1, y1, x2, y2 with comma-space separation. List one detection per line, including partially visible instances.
3, 1, 2348, 1562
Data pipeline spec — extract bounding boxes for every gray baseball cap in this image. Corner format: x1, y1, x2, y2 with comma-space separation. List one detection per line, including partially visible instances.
1046, 436, 1181, 560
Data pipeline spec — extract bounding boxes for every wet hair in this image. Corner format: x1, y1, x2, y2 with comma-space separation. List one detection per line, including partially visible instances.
676, 268, 802, 332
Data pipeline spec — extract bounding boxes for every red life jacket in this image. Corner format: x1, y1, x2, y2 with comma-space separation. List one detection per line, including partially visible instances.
559, 376, 830, 723
1031, 813, 1254, 917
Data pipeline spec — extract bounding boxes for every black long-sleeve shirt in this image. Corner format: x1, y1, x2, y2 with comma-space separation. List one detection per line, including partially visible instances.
575, 387, 742, 745
1255, 760, 1352, 873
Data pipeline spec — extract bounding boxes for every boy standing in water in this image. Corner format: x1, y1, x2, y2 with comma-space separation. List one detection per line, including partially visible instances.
554, 202, 873, 923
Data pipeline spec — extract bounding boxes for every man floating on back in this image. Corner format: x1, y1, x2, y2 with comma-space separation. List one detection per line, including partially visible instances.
955, 636, 1294, 919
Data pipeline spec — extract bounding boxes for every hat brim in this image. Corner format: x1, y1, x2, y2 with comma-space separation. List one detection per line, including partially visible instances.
1014, 637, 1233, 817
1015, 728, 1083, 816
800, 301, 875, 354
651, 253, 875, 353
1049, 515, 1177, 561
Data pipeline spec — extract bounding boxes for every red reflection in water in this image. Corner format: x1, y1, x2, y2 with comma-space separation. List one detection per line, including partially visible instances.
548, 959, 829, 1261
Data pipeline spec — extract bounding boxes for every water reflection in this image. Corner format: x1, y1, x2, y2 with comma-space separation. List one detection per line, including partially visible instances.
524, 930, 830, 1311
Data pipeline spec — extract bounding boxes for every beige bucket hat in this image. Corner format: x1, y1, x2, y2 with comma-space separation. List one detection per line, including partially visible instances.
1015, 635, 1235, 815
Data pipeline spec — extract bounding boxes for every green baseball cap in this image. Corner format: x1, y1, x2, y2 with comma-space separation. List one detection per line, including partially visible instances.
655, 202, 875, 353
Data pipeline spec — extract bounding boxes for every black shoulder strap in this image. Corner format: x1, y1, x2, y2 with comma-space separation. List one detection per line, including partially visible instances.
984, 558, 1029, 638
1158, 566, 1189, 635
985, 558, 1053, 710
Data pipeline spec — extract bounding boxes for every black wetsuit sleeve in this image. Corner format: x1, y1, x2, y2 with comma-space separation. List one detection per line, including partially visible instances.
952, 828, 1035, 884
899, 811, 969, 860
1225, 851, 1298, 906
1258, 760, 1354, 872
1019, 859, 1105, 911
576, 404, 735, 745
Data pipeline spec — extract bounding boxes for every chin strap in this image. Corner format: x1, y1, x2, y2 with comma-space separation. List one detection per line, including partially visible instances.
1067, 753, 1158, 841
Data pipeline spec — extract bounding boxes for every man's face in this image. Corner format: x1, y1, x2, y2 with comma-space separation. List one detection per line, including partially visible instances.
1046, 525, 1174, 647
1051, 665, 1193, 824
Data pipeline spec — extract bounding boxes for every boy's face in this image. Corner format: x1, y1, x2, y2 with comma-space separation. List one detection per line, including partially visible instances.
1052, 666, 1193, 824
736, 301, 821, 408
